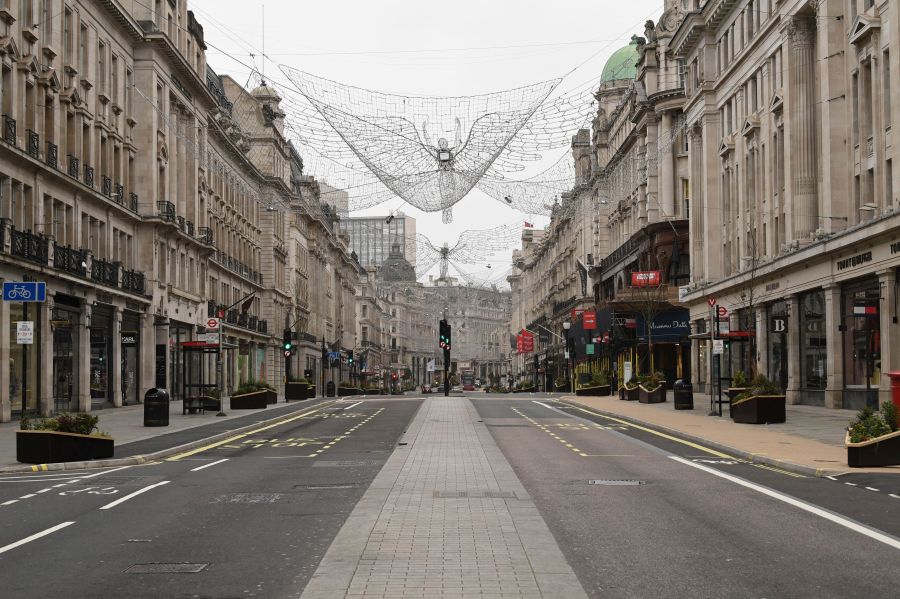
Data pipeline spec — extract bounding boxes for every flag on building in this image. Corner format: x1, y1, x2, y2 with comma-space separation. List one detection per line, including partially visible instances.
426, 359, 436, 372
524, 221, 533, 228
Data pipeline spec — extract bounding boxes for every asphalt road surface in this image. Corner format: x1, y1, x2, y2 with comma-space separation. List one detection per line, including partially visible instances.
3, 392, 900, 598
0, 398, 420, 598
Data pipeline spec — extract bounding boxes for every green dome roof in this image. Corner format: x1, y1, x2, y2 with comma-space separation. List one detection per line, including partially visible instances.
600, 40, 640, 83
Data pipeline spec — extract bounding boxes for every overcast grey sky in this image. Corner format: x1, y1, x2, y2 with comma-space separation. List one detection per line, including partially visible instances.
193, 0, 663, 284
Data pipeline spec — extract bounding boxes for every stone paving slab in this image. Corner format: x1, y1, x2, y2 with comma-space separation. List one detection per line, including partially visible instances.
298, 397, 588, 599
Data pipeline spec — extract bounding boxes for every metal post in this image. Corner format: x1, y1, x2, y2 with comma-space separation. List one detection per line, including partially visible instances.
443, 348, 449, 396
216, 321, 226, 416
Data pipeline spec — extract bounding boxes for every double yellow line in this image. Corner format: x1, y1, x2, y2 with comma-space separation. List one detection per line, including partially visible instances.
166, 401, 337, 461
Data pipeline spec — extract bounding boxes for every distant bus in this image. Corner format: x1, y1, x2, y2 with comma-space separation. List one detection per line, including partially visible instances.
461, 370, 475, 391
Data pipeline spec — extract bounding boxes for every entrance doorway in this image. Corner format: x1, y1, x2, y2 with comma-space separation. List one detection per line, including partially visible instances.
52, 307, 78, 412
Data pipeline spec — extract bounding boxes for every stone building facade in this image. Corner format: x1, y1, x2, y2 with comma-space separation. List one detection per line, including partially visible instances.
675, 0, 900, 409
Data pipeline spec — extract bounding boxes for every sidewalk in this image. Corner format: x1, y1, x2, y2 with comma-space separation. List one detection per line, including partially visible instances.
561, 392, 900, 476
299, 396, 587, 599
0, 397, 326, 470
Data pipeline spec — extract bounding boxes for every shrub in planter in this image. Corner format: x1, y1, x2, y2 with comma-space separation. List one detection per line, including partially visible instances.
727, 370, 750, 401
638, 372, 666, 404
554, 376, 570, 392
730, 374, 785, 424
577, 372, 611, 396
231, 380, 276, 409
846, 404, 900, 467
338, 382, 358, 397
17, 413, 114, 464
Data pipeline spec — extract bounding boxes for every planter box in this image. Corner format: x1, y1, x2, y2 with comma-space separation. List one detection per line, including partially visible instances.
576, 384, 611, 397
846, 430, 900, 467
230, 389, 271, 409
638, 385, 666, 403
285, 382, 313, 401
17, 430, 114, 464
184, 395, 221, 414
338, 387, 357, 397
363, 389, 381, 395
726, 387, 749, 401
554, 384, 570, 392
730, 395, 786, 424
621, 386, 640, 401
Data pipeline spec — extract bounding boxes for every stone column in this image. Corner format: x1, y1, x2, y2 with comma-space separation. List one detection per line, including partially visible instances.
878, 270, 898, 407
823, 284, 844, 409
0, 285, 10, 422
39, 299, 54, 416
110, 307, 123, 407
787, 17, 818, 239
689, 126, 704, 281
140, 312, 156, 398
78, 304, 92, 413
786, 294, 801, 404
660, 111, 675, 218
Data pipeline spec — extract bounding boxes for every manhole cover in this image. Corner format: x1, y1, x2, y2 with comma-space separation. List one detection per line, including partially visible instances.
212, 493, 282, 504
589, 480, 646, 486
313, 460, 380, 468
126, 563, 208, 574
433, 490, 517, 499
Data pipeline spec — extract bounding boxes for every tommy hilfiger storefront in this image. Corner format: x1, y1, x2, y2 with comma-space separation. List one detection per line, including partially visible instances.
685, 218, 900, 410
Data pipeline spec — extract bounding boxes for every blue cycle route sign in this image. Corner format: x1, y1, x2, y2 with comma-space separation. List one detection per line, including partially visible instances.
2, 282, 47, 302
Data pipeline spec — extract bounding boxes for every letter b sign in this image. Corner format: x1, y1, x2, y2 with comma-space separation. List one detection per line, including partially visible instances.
770, 317, 787, 334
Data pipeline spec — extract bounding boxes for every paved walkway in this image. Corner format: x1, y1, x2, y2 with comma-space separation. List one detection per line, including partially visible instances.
299, 397, 587, 599
563, 392, 900, 475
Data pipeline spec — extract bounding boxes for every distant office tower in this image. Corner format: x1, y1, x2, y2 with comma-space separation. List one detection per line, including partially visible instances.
341, 213, 417, 269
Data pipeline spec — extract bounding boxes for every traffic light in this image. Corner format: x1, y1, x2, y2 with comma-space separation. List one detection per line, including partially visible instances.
283, 330, 294, 354
348, 350, 354, 365
439, 320, 452, 351
445, 322, 451, 351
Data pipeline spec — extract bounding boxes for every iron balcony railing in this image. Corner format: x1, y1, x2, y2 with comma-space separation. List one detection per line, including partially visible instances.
176, 215, 185, 231
257, 319, 267, 333
186, 220, 194, 236
157, 201, 175, 222
46, 142, 58, 169
90, 258, 119, 287
237, 312, 248, 327
248, 315, 257, 330
226, 309, 238, 324
114, 184, 125, 205
2, 114, 16, 145
67, 155, 79, 179
53, 244, 87, 277
26, 129, 39, 158
197, 227, 213, 245
120, 269, 145, 295
101, 175, 112, 196
83, 164, 94, 188
129, 192, 139, 212
207, 300, 217, 318
10, 228, 49, 265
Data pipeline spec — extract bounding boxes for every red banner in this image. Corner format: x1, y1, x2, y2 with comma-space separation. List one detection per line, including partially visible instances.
518, 330, 534, 353
583, 310, 597, 330
571, 308, 585, 320
631, 270, 662, 287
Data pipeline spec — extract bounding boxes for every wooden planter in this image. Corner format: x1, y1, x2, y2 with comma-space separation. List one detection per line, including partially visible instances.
620, 386, 640, 401
363, 389, 381, 395
726, 387, 749, 401
230, 389, 271, 409
576, 384, 611, 397
338, 387, 357, 397
17, 430, 114, 464
846, 430, 900, 467
638, 385, 666, 404
730, 395, 786, 424
554, 383, 569, 392
285, 382, 313, 401
184, 395, 221, 414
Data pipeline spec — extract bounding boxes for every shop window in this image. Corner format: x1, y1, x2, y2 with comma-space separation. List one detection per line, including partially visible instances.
800, 290, 826, 389
842, 280, 881, 388
767, 301, 788, 391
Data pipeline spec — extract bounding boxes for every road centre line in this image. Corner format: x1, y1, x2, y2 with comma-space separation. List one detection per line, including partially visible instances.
0, 522, 75, 555
669, 456, 900, 551
19, 494, 36, 499
190, 459, 230, 472
2, 500, 18, 506
343, 401, 363, 410
532, 401, 557, 410
166, 401, 336, 461
99, 481, 170, 510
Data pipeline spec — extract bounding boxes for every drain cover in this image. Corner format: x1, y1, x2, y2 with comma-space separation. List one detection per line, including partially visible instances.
294, 484, 359, 490
126, 563, 208, 574
313, 460, 379, 468
212, 493, 282, 504
589, 479, 646, 486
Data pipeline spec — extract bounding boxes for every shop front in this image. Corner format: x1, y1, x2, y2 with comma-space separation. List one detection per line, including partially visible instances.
767, 301, 789, 392
89, 305, 114, 410
51, 296, 81, 413
841, 277, 881, 409
168, 321, 194, 402
121, 310, 141, 405
8, 302, 41, 415
799, 289, 827, 406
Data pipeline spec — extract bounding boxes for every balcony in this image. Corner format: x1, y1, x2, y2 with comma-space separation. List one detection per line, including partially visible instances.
9, 228, 49, 265
207, 299, 217, 318
176, 215, 186, 231
237, 311, 248, 327
53, 244, 87, 277
129, 192, 139, 212
101, 175, 112, 196
90, 258, 119, 287
197, 227, 213, 245
248, 315, 258, 330
26, 129, 38, 158
120, 269, 145, 295
2, 114, 16, 145
46, 142, 58, 169
226, 309, 238, 324
257, 319, 267, 334
67, 155, 79, 179
114, 184, 125, 205
83, 164, 94, 188
157, 201, 176, 222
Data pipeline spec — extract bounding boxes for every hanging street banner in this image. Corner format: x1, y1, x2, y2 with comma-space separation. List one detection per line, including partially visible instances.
517, 330, 534, 353
631, 271, 661, 287
583, 310, 597, 330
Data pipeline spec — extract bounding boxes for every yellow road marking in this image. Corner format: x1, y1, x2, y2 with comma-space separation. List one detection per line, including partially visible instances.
166, 401, 337, 461
512, 407, 589, 457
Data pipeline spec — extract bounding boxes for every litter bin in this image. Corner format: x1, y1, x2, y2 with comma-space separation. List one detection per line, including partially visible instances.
144, 388, 170, 426
326, 381, 336, 398
673, 380, 693, 410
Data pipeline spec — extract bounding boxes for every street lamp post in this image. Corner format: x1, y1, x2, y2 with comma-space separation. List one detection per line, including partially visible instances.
563, 321, 573, 394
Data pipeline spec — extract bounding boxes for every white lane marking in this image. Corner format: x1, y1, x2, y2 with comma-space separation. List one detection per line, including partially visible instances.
669, 456, 900, 551
98, 481, 170, 510
78, 465, 133, 480
190, 459, 230, 472
532, 401, 558, 411
0, 522, 75, 555
19, 494, 36, 499
866, 487, 880, 492
2, 500, 19, 506
52, 483, 67, 488
36, 488, 51, 494
845, 482, 858, 486
890, 494, 900, 499
343, 401, 363, 411
826, 476, 838, 481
